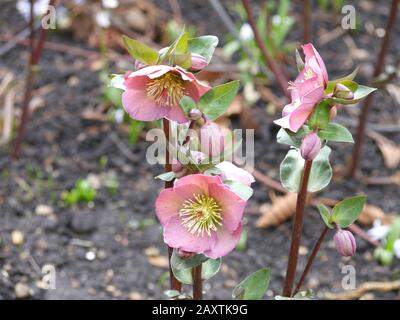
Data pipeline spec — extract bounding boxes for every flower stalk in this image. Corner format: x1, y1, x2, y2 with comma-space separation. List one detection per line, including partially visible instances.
294, 225, 329, 295
282, 159, 313, 297
192, 264, 203, 300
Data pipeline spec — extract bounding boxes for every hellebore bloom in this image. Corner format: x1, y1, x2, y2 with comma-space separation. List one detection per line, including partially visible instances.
122, 65, 210, 123
300, 132, 321, 160
216, 161, 255, 187
155, 174, 246, 259
334, 229, 356, 257
275, 43, 328, 132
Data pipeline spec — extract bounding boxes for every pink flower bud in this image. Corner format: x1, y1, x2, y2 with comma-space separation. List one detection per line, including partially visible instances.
177, 248, 195, 259
134, 60, 146, 70
188, 108, 203, 121
334, 83, 354, 100
300, 132, 321, 160
334, 229, 356, 257
200, 122, 227, 157
190, 53, 208, 71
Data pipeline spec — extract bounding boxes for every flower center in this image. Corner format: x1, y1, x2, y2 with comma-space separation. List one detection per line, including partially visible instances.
179, 194, 223, 237
146, 72, 185, 107
303, 68, 315, 80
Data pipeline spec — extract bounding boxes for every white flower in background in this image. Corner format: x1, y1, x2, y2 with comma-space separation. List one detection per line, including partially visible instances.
239, 23, 254, 41
102, 0, 119, 9
394, 239, 400, 259
368, 219, 389, 242
95, 10, 111, 28
114, 109, 124, 124
17, 0, 49, 20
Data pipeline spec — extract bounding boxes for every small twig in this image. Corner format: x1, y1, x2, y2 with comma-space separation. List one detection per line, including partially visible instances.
241, 0, 290, 98
282, 160, 313, 297
349, 0, 399, 177
294, 226, 329, 295
324, 280, 400, 300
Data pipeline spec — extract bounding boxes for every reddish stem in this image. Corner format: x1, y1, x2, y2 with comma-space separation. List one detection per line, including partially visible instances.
349, 0, 399, 177
163, 119, 182, 292
11, 0, 57, 160
241, 0, 290, 98
192, 264, 203, 300
282, 160, 313, 297
293, 225, 329, 295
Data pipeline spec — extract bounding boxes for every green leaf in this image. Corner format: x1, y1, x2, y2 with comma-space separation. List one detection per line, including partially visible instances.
171, 250, 208, 270
122, 35, 158, 65
172, 53, 192, 69
224, 180, 254, 201
295, 48, 304, 72
325, 67, 359, 93
308, 100, 331, 130
171, 258, 221, 285
318, 123, 354, 143
374, 247, 394, 266
159, 29, 188, 64
385, 217, 400, 250
317, 204, 334, 229
280, 149, 304, 193
308, 146, 332, 192
155, 171, 175, 182
104, 87, 123, 108
327, 85, 377, 105
198, 80, 240, 121
188, 35, 219, 63
280, 147, 332, 193
331, 196, 366, 228
277, 127, 308, 148
232, 268, 270, 300
175, 31, 188, 54
179, 96, 197, 115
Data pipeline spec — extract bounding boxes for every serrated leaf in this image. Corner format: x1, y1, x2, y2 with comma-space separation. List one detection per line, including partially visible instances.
122, 35, 158, 65
224, 180, 253, 201
232, 268, 270, 300
331, 195, 366, 228
188, 35, 219, 63
198, 80, 240, 121
318, 123, 354, 143
317, 204, 334, 229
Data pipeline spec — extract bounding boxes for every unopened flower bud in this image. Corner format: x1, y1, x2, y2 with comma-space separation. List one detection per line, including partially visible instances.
134, 60, 146, 70
334, 229, 356, 257
190, 53, 208, 71
188, 108, 203, 121
334, 83, 354, 100
177, 248, 195, 259
300, 132, 321, 160
200, 122, 227, 157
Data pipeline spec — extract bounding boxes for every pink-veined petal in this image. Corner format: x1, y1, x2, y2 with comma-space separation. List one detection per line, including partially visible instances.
122, 89, 168, 121
204, 223, 242, 259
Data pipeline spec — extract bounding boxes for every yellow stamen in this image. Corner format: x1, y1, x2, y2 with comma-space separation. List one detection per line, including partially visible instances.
180, 194, 223, 237
303, 68, 315, 80
146, 72, 185, 107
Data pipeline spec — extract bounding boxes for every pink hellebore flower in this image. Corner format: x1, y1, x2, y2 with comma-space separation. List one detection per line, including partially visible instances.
155, 174, 246, 259
216, 161, 255, 187
122, 65, 210, 123
275, 43, 328, 132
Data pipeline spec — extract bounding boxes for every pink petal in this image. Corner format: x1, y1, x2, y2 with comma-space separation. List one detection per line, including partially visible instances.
288, 103, 315, 132
174, 174, 223, 194
122, 89, 168, 121
204, 224, 242, 259
209, 183, 246, 233
166, 105, 189, 124
128, 65, 172, 79
274, 114, 291, 130
216, 161, 255, 187
163, 215, 214, 254
155, 188, 184, 226
124, 74, 150, 90
302, 43, 328, 84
